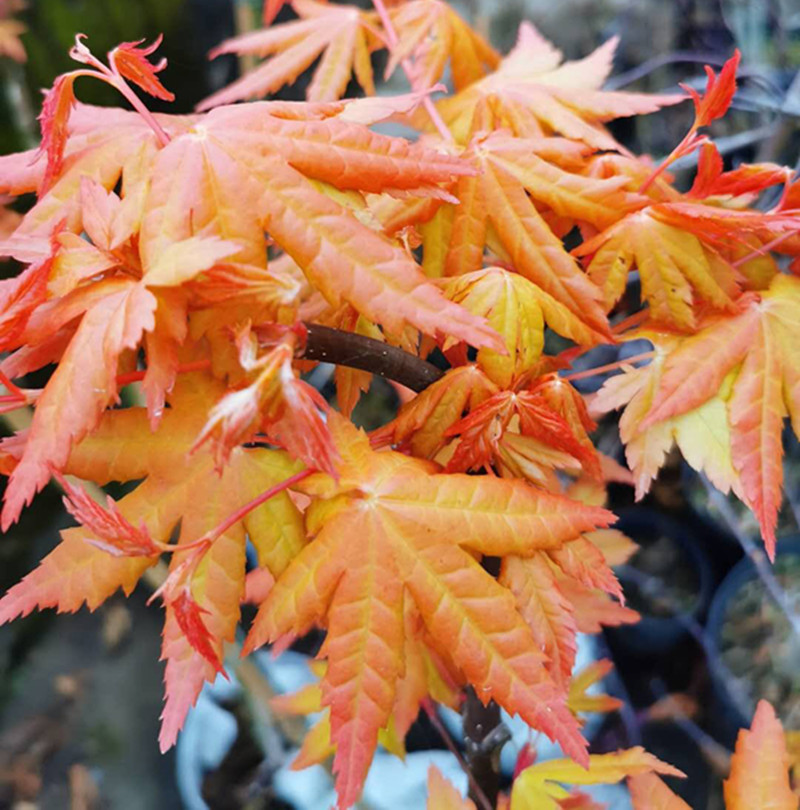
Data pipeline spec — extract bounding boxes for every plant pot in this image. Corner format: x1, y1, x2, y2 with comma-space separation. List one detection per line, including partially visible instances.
682, 429, 800, 545
705, 538, 800, 745
605, 509, 714, 657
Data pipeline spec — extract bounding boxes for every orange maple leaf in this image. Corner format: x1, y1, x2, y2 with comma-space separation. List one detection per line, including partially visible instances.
688, 142, 791, 200
442, 268, 595, 389
2, 99, 498, 345
272, 605, 461, 773
574, 206, 745, 330
425, 22, 684, 146
372, 364, 499, 459
444, 376, 601, 484
194, 322, 339, 475
0, 373, 307, 752
386, 0, 499, 93
682, 49, 740, 129
111, 36, 175, 101
54, 472, 163, 558
421, 137, 617, 341
200, 0, 378, 108
245, 414, 615, 807
631, 275, 800, 557
0, 225, 241, 527
628, 773, 691, 810
592, 332, 743, 501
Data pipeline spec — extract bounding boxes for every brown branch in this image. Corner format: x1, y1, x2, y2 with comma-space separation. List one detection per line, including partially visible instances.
462, 687, 509, 808
302, 322, 444, 393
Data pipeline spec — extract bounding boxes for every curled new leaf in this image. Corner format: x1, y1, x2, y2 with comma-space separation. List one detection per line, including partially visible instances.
170, 590, 227, 675
55, 471, 162, 558
110, 36, 175, 101
682, 49, 740, 129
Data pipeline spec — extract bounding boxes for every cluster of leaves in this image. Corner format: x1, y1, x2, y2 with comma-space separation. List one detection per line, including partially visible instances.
0, 0, 799, 807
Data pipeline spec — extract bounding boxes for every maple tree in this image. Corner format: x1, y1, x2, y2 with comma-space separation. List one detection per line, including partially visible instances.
0, 1, 799, 807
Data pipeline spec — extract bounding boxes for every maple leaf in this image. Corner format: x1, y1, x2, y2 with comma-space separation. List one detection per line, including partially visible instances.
0, 252, 51, 352
110, 36, 175, 102
170, 590, 227, 675
688, 142, 791, 200
444, 375, 601, 485
638, 51, 741, 194
510, 748, 684, 810
0, 226, 242, 527
199, 0, 377, 109
592, 332, 743, 501
151, 105, 490, 337
630, 704, 798, 810
628, 773, 691, 810
36, 74, 79, 193
442, 264, 612, 387
682, 49, 740, 130
500, 532, 625, 690
245, 415, 615, 807
386, 0, 499, 93
441, 269, 554, 389
574, 206, 743, 329
628, 275, 800, 557
2, 278, 157, 527
724, 700, 797, 810
29, 35, 174, 196
0, 373, 306, 751
372, 364, 499, 459
651, 201, 800, 253
2, 82, 500, 352
422, 139, 616, 340
423, 22, 683, 145
54, 472, 163, 558
426, 766, 476, 810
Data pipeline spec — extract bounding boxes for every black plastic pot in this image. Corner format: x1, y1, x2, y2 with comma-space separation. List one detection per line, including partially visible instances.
605, 509, 714, 657
705, 538, 800, 745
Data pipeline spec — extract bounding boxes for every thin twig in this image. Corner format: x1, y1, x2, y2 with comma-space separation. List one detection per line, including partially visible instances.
612, 309, 650, 335
561, 351, 655, 383
204, 469, 314, 547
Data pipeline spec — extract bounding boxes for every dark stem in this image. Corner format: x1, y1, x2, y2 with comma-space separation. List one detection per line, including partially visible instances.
462, 687, 508, 808
302, 322, 444, 392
